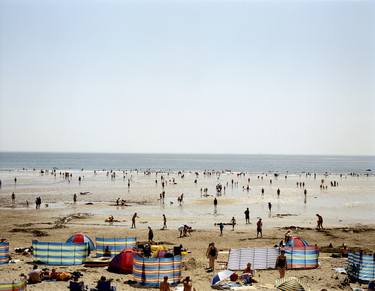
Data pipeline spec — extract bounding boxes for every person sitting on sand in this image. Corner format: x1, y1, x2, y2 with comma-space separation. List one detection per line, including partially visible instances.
340, 243, 349, 257
69, 275, 85, 291
28, 265, 42, 284
106, 215, 114, 223
368, 279, 375, 291
241, 263, 258, 284
183, 276, 196, 291
159, 276, 170, 291
95, 276, 115, 291
103, 246, 112, 257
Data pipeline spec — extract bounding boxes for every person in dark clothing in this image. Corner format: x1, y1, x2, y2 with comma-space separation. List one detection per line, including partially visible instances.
244, 208, 250, 224
148, 226, 154, 242
275, 251, 287, 278
218, 223, 224, 236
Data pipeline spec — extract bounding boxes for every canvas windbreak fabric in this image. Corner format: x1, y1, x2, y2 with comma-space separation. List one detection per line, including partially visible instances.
0, 281, 27, 291
133, 255, 182, 287
347, 252, 375, 282
227, 248, 279, 270
96, 237, 136, 257
32, 240, 89, 265
0, 242, 9, 265
283, 246, 319, 269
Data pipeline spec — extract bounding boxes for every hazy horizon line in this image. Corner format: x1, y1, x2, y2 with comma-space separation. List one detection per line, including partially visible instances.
0, 150, 374, 157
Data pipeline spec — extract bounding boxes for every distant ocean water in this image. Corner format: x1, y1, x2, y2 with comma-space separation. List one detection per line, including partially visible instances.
0, 152, 374, 173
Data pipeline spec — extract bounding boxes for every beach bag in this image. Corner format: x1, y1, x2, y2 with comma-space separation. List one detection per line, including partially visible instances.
230, 273, 238, 281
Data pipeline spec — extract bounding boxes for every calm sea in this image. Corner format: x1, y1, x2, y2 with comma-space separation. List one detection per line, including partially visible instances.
0, 152, 374, 173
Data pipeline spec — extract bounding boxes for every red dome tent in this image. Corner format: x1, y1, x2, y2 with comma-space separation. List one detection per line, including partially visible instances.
66, 233, 95, 251
108, 249, 135, 274
285, 236, 309, 247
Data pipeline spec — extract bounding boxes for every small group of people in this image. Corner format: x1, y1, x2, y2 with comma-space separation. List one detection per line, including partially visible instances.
35, 196, 42, 209
316, 214, 324, 230
115, 198, 127, 206
69, 275, 116, 291
178, 224, 192, 237
26, 265, 78, 284
160, 275, 196, 291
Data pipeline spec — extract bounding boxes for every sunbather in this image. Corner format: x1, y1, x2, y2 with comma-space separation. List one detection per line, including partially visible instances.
240, 263, 258, 284
159, 276, 170, 291
28, 265, 42, 284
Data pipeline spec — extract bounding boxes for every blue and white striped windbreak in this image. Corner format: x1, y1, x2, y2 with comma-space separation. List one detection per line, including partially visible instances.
347, 252, 375, 282
32, 240, 89, 265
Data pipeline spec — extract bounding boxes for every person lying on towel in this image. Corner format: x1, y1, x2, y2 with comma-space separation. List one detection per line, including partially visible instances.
28, 265, 42, 284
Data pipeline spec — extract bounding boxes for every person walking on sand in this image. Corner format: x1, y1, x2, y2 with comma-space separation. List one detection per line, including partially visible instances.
162, 214, 167, 229
231, 217, 236, 231
268, 202, 272, 212
218, 223, 224, 236
148, 226, 154, 242
277, 188, 280, 197
261, 188, 264, 195
244, 208, 250, 224
159, 276, 170, 291
214, 197, 218, 208
131, 212, 139, 228
256, 218, 263, 238
206, 242, 218, 272
275, 250, 287, 278
316, 214, 323, 230
73, 193, 77, 203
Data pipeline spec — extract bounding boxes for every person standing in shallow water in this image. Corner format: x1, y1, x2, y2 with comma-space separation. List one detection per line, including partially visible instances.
162, 214, 167, 229
11, 192, 15, 204
131, 212, 138, 228
231, 217, 236, 231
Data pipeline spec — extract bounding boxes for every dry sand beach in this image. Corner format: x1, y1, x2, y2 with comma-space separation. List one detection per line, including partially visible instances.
0, 169, 374, 290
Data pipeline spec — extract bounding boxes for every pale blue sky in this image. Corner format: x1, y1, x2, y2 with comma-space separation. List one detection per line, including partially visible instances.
0, 0, 374, 154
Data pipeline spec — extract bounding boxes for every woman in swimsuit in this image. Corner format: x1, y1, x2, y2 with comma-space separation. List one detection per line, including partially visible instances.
275, 250, 287, 278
